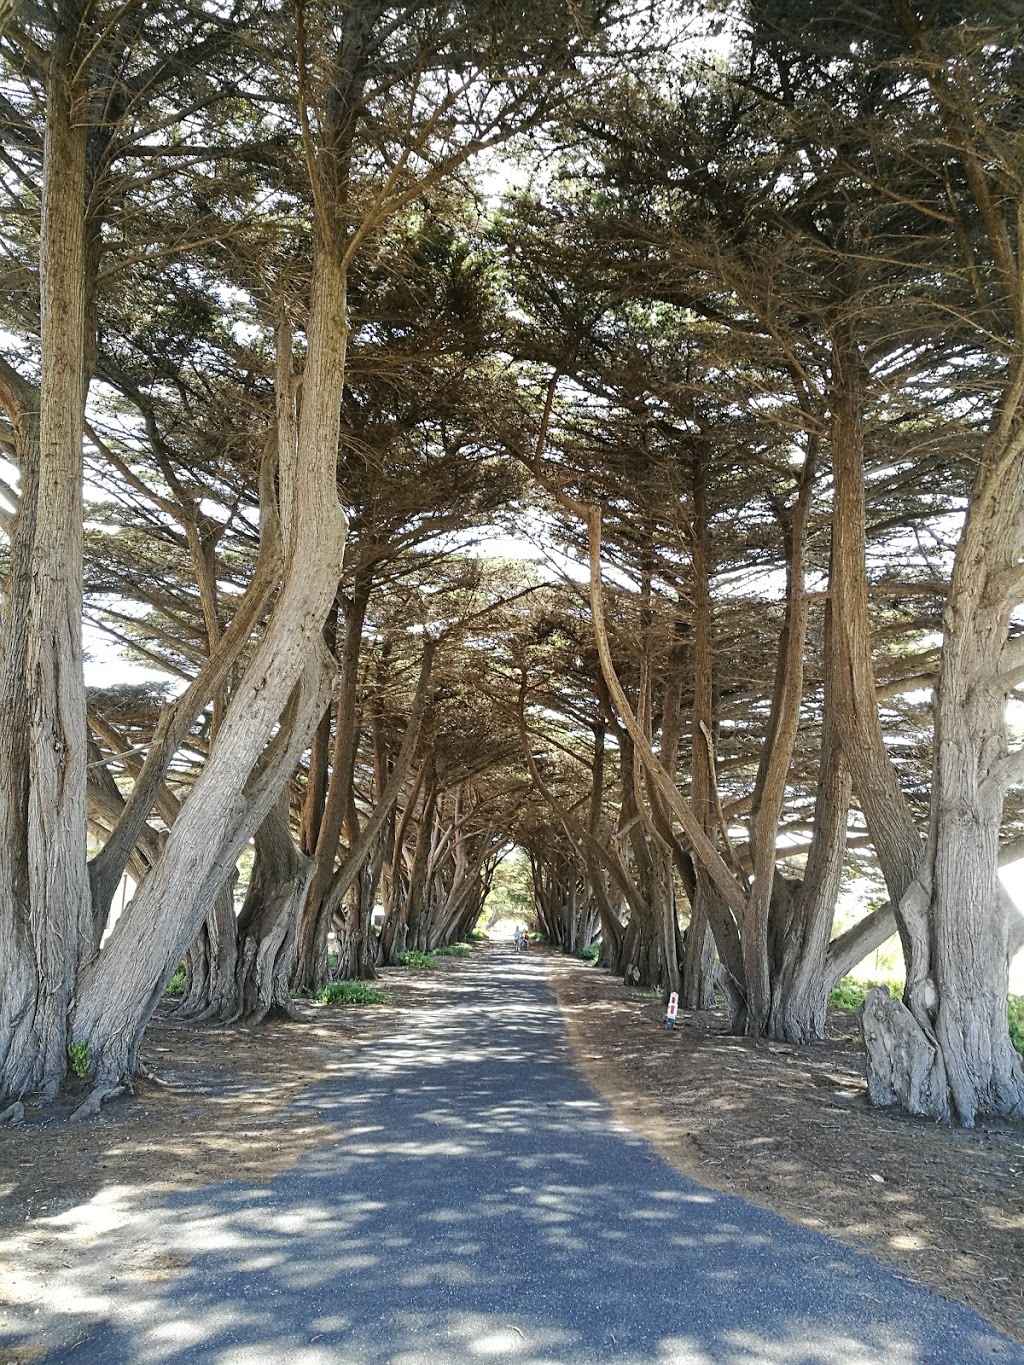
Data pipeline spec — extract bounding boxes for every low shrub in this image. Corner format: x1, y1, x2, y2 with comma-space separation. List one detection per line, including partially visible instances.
1010, 996, 1024, 1056
828, 977, 894, 1012
578, 943, 600, 962
314, 980, 388, 1006
468, 929, 488, 942
67, 1040, 92, 1079
395, 950, 437, 969
435, 944, 471, 958
165, 964, 187, 997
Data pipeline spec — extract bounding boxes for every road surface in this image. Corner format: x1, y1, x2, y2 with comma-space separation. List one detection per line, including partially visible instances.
6, 950, 1023, 1363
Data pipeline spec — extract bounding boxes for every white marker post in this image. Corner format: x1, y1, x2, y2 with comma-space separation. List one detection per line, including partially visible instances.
665, 991, 679, 1031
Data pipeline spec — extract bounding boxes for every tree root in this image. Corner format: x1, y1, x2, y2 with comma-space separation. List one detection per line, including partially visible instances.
136, 1062, 171, 1087
70, 1082, 129, 1123
0, 1101, 25, 1126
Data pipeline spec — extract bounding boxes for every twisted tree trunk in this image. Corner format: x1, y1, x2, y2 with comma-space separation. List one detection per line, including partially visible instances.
175, 879, 239, 1021
70, 246, 349, 1090
231, 798, 313, 1022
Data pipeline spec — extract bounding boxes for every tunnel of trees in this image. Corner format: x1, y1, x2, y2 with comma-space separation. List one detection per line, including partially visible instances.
1, 0, 1023, 1129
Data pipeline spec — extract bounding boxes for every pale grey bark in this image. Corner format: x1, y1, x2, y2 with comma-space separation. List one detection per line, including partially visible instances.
175, 878, 239, 1021
0, 16, 93, 1103
70, 248, 350, 1087
231, 798, 314, 1022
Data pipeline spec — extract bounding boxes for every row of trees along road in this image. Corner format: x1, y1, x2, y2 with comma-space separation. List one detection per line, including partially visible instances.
1, 0, 1023, 1127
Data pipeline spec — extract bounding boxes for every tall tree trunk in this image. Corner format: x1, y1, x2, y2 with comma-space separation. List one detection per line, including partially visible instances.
0, 14, 93, 1104
232, 797, 313, 1022
740, 439, 817, 1034
292, 637, 434, 988
682, 453, 733, 1011
829, 330, 927, 981
768, 712, 852, 1043
866, 396, 1024, 1123
70, 247, 349, 1089
334, 843, 385, 980
175, 878, 239, 1021
294, 580, 369, 982
87, 441, 284, 929
617, 736, 663, 988
857, 13, 1024, 1124
585, 722, 624, 969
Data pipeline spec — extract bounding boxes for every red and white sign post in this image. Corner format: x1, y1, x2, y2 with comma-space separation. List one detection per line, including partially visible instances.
665, 991, 679, 1031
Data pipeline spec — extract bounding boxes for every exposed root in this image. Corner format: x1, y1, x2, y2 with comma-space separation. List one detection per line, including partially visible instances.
70, 1082, 129, 1123
136, 1062, 171, 1087
252, 998, 302, 1024
0, 1100, 25, 1126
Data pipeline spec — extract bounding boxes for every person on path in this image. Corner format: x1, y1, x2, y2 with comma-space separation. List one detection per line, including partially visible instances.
513, 926, 522, 952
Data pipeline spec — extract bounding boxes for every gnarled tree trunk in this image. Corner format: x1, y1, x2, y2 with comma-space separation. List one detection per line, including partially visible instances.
175, 878, 239, 1021
232, 798, 314, 1022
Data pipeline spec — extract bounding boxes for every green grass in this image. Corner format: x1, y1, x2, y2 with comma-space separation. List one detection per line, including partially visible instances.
165, 964, 187, 997
468, 929, 488, 942
435, 944, 471, 958
314, 980, 388, 1006
395, 950, 438, 969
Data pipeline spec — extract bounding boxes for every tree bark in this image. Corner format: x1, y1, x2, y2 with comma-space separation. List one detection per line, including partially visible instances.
741, 439, 817, 1034
0, 15, 93, 1103
295, 579, 370, 970
231, 797, 313, 1022
682, 455, 727, 1010
292, 636, 434, 989
829, 329, 927, 984
70, 246, 349, 1088
175, 877, 239, 1021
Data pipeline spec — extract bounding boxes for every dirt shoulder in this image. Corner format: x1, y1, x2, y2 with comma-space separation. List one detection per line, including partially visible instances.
548, 954, 1024, 1348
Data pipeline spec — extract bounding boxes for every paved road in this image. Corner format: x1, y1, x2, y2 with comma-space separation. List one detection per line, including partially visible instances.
8, 951, 1024, 1363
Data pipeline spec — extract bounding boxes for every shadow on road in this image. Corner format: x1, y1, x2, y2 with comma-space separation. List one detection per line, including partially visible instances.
4, 952, 1021, 1363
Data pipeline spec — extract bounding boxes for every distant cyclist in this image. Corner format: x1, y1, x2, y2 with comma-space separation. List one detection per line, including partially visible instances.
513, 926, 523, 952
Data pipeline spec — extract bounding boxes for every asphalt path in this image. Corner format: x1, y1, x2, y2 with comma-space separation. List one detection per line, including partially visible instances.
9, 950, 1024, 1364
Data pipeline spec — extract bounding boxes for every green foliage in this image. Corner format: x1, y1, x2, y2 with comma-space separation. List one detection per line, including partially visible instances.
829, 978, 895, 1011
396, 950, 438, 969
314, 980, 388, 1006
831, 982, 1024, 1056
484, 848, 533, 926
67, 1040, 92, 1079
468, 929, 489, 941
165, 964, 186, 997
435, 944, 471, 957
1010, 997, 1024, 1057
578, 943, 600, 961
